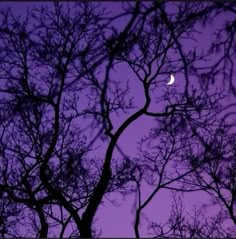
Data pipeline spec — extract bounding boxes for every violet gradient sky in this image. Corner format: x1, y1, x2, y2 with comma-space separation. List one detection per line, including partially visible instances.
0, 1, 235, 237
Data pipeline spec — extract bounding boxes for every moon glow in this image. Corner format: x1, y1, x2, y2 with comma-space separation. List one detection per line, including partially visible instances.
167, 74, 175, 85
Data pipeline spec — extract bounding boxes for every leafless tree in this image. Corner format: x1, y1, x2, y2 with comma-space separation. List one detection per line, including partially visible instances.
148, 193, 236, 238
183, 125, 236, 226
0, 2, 109, 237
0, 1, 235, 238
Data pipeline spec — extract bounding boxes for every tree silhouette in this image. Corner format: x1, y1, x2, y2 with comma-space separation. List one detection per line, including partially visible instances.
184, 125, 236, 226
148, 194, 236, 238
0, 1, 235, 238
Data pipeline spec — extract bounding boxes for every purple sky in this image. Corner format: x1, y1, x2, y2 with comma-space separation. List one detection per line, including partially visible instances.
0, 1, 235, 237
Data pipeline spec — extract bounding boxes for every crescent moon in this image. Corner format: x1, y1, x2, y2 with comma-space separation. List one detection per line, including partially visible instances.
167, 74, 175, 85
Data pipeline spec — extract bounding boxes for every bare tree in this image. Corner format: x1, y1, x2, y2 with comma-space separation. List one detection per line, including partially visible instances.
183, 125, 236, 226
0, 1, 235, 238
0, 2, 144, 237
0, 2, 107, 237
148, 193, 236, 238
191, 2, 236, 106
178, 2, 236, 228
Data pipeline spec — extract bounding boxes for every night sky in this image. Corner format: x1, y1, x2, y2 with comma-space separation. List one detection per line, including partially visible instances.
0, 1, 236, 238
